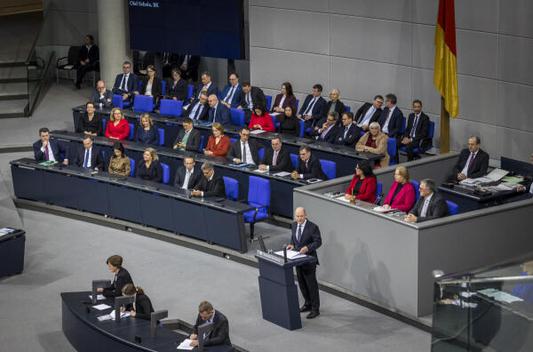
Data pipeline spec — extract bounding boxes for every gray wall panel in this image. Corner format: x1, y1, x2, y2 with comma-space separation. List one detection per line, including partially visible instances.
456, 30, 498, 79
250, 0, 327, 12
455, 0, 499, 32
499, 0, 533, 38
329, 0, 412, 22
499, 35, 533, 86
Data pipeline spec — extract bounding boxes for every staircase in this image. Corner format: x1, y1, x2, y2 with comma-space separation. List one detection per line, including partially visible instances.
0, 11, 44, 118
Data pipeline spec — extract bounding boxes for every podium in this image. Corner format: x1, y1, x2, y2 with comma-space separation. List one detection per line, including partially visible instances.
0, 229, 25, 278
255, 251, 317, 330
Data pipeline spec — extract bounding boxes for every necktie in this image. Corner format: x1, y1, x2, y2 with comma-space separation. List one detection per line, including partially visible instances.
360, 106, 375, 125
212, 107, 217, 122
297, 225, 302, 242
192, 104, 201, 120
121, 74, 128, 91
246, 93, 252, 109
83, 149, 89, 168
421, 198, 430, 217
225, 86, 235, 103
344, 126, 350, 139
467, 153, 475, 173
383, 110, 392, 134
182, 171, 191, 189
272, 150, 278, 166
320, 126, 330, 140
242, 142, 247, 163
304, 97, 317, 115
410, 115, 419, 138
44, 144, 49, 160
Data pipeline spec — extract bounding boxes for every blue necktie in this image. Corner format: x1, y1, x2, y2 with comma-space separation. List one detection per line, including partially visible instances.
83, 149, 89, 168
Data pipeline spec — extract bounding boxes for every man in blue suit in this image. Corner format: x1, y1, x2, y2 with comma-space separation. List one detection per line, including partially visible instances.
220, 73, 242, 109
378, 93, 404, 139
112, 61, 137, 103
192, 72, 218, 103
33, 127, 66, 163
297, 84, 327, 133
207, 95, 230, 126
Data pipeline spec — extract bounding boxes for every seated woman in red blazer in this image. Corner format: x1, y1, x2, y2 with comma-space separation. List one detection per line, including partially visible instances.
204, 122, 231, 157
249, 106, 275, 132
105, 108, 130, 140
345, 160, 377, 203
382, 165, 416, 212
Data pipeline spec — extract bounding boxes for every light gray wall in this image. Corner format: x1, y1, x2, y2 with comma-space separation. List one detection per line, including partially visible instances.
249, 0, 533, 162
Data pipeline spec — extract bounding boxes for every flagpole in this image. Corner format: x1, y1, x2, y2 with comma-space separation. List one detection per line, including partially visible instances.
440, 97, 450, 153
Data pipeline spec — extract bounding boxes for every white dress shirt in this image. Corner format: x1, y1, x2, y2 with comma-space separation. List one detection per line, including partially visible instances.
420, 193, 433, 218
358, 106, 376, 127
382, 106, 396, 134
241, 141, 255, 165
182, 169, 193, 189
460, 151, 478, 177
41, 142, 56, 162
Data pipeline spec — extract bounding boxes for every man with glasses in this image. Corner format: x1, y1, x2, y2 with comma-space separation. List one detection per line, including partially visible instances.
227, 127, 260, 165
258, 137, 292, 172
112, 61, 138, 103
405, 179, 448, 223
313, 112, 341, 144
90, 80, 112, 108
354, 95, 384, 131
291, 146, 326, 180
450, 136, 489, 182
220, 73, 242, 109
334, 112, 362, 148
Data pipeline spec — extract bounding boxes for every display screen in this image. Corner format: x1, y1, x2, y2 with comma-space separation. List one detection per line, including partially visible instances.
128, 0, 245, 59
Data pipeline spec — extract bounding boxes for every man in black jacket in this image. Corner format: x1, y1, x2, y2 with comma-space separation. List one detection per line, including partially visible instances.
334, 112, 362, 148
401, 99, 430, 161
354, 95, 383, 131
405, 179, 448, 223
90, 80, 113, 108
291, 146, 326, 180
33, 127, 66, 163
112, 61, 138, 103
67, 135, 104, 171
174, 156, 203, 190
192, 162, 226, 198
287, 207, 322, 319
258, 137, 292, 173
238, 82, 266, 124
227, 127, 260, 165
189, 301, 231, 348
75, 34, 99, 89
378, 93, 404, 139
313, 112, 341, 144
450, 136, 490, 182
298, 84, 327, 132
184, 93, 209, 121
173, 118, 201, 152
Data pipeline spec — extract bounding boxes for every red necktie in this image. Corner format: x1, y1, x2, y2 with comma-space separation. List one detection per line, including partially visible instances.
44, 145, 49, 160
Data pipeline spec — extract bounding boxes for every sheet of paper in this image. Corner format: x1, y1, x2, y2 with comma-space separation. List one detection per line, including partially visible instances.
177, 339, 195, 350
253, 168, 268, 174
0, 227, 15, 235
108, 310, 131, 320
88, 294, 106, 301
274, 249, 307, 260
273, 171, 291, 177
97, 315, 113, 322
250, 129, 265, 135
486, 168, 509, 182
92, 304, 112, 311
373, 206, 393, 213
335, 195, 351, 203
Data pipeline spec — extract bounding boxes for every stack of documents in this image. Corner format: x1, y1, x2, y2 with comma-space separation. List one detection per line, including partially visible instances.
177, 339, 195, 350
274, 249, 307, 260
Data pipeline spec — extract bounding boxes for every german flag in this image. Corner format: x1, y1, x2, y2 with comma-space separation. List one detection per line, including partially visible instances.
434, 0, 458, 117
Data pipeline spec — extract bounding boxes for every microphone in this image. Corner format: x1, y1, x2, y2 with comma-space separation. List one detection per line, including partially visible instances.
283, 246, 288, 263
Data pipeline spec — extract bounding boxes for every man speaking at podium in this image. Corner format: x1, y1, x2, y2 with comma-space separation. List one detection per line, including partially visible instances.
287, 207, 322, 319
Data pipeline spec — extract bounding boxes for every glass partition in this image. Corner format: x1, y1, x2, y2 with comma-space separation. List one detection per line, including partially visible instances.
432, 255, 533, 351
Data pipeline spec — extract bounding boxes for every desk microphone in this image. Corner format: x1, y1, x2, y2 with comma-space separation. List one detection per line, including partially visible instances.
283, 246, 288, 263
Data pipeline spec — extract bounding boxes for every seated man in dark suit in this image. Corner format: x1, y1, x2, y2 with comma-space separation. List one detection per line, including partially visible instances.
313, 112, 340, 144
291, 146, 326, 180
401, 99, 430, 161
189, 71, 218, 105
185, 93, 209, 121
355, 95, 383, 131
174, 156, 202, 190
220, 73, 242, 109
75, 34, 99, 89
334, 112, 362, 148
405, 179, 448, 223
177, 54, 200, 82
191, 162, 226, 198
378, 93, 404, 139
258, 137, 292, 173
297, 84, 327, 132
450, 136, 490, 182
33, 127, 66, 163
67, 135, 104, 171
112, 61, 137, 103
90, 80, 113, 108
227, 127, 260, 165
207, 95, 230, 126
189, 301, 231, 348
173, 117, 201, 151
238, 82, 266, 124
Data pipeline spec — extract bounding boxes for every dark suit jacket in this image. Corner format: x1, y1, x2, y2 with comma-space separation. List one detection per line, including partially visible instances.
80, 113, 103, 136
334, 123, 362, 148
227, 139, 260, 164
409, 193, 449, 222
296, 156, 327, 180
325, 100, 346, 121
314, 125, 340, 144
354, 102, 382, 125
126, 293, 154, 320
290, 220, 322, 265
72, 146, 104, 170
378, 106, 404, 138
196, 174, 226, 198
271, 94, 297, 112
192, 310, 231, 347
174, 166, 203, 189
453, 148, 490, 179
102, 267, 134, 298
33, 139, 65, 162
113, 73, 138, 95
261, 146, 292, 172
239, 86, 266, 110
173, 128, 201, 152
79, 44, 99, 64
208, 104, 231, 125
90, 89, 113, 108
139, 77, 162, 97
403, 112, 430, 143
166, 78, 188, 101
194, 82, 218, 101
184, 101, 208, 121
220, 84, 242, 108
298, 95, 327, 126
136, 160, 163, 183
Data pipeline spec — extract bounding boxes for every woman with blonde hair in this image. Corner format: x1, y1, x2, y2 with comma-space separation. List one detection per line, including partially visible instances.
136, 147, 162, 182
204, 122, 231, 157
382, 165, 416, 212
105, 107, 130, 140
356, 121, 389, 167
136, 113, 159, 145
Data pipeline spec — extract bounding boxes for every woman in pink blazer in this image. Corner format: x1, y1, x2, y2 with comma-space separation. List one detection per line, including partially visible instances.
382, 165, 416, 212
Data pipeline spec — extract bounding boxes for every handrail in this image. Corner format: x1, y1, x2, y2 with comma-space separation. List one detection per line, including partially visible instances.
438, 274, 533, 286
25, 7, 47, 65
28, 51, 55, 116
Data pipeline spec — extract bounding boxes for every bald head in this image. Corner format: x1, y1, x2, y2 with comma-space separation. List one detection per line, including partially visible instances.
294, 207, 307, 224
208, 94, 219, 108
